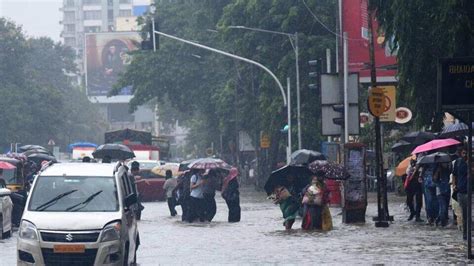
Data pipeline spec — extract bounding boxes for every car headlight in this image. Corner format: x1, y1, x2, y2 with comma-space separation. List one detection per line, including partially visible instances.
100, 221, 121, 242
19, 220, 38, 241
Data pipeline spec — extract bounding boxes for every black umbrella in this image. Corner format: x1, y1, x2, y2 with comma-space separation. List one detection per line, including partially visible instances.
27, 153, 57, 165
264, 165, 313, 195
22, 149, 52, 156
18, 145, 47, 153
290, 149, 326, 165
438, 122, 473, 138
92, 144, 135, 160
401, 131, 435, 145
416, 152, 452, 165
391, 140, 414, 153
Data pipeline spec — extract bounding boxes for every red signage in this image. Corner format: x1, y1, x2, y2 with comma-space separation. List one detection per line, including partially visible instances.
342, 0, 397, 82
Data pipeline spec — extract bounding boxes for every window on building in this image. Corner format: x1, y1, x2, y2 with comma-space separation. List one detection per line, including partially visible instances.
118, 9, 132, 17
64, 37, 76, 46
107, 10, 114, 22
119, 0, 132, 3
64, 0, 75, 7
64, 11, 75, 22
64, 24, 75, 33
83, 0, 101, 4
107, 0, 114, 6
83, 10, 101, 20
84, 26, 101, 33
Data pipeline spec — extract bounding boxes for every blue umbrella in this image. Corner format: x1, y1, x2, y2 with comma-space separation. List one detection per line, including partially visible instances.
68, 142, 98, 151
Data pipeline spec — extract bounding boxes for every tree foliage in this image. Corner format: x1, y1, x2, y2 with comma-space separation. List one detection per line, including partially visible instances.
0, 18, 106, 151
371, 0, 474, 127
113, 0, 337, 171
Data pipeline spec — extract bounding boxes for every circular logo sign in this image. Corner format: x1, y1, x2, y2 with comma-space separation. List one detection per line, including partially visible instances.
395, 107, 412, 124
368, 87, 385, 117
360, 112, 370, 124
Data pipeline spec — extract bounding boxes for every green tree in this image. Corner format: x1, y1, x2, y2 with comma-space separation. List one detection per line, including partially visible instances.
371, 0, 474, 127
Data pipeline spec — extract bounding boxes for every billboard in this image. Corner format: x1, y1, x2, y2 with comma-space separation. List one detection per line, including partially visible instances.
342, 0, 397, 82
85, 32, 141, 96
437, 57, 474, 110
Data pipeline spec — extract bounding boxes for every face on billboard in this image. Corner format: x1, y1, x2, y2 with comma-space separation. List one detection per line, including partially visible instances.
85, 32, 140, 96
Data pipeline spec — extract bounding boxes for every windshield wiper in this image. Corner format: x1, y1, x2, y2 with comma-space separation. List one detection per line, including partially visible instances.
35, 189, 78, 211
65, 190, 103, 212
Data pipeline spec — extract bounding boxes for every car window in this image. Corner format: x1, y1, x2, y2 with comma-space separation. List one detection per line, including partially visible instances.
28, 176, 118, 212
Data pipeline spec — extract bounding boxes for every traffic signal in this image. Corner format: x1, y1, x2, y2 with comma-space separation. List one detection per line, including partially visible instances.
141, 20, 159, 51
332, 104, 344, 126
308, 59, 320, 90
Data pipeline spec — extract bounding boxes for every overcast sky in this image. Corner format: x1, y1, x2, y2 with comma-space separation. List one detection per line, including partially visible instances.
0, 0, 62, 41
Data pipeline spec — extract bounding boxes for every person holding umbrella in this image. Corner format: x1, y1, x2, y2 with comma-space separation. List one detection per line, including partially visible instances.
221, 168, 241, 223
301, 171, 327, 230
404, 158, 423, 222
189, 169, 206, 222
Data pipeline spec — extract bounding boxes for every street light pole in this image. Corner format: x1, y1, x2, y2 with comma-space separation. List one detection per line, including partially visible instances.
150, 28, 290, 159
228, 26, 302, 149
295, 32, 302, 150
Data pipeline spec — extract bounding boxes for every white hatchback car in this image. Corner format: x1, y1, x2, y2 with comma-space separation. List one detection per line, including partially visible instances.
0, 184, 13, 239
17, 162, 140, 265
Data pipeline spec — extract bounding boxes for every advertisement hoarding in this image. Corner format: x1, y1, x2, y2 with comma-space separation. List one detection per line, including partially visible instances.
85, 32, 141, 97
342, 0, 397, 82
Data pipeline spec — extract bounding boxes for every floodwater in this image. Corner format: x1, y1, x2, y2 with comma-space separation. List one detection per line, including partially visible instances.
2, 189, 471, 265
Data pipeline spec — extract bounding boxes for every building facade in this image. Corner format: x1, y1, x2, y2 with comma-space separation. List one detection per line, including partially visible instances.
60, 0, 156, 133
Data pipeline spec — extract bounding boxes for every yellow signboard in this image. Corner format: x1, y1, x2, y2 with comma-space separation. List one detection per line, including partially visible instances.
368, 87, 385, 117
379, 85, 396, 122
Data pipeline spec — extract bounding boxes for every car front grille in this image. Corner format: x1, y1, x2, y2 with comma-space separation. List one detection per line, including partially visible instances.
40, 231, 100, 243
41, 248, 97, 266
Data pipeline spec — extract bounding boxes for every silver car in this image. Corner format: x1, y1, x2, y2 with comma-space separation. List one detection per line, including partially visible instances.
17, 162, 139, 265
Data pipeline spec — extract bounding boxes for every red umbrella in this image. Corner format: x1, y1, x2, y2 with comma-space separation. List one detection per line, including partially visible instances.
411, 138, 461, 154
0, 161, 16, 170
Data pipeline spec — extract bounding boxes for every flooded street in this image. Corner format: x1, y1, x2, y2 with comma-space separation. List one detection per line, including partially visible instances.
1, 189, 470, 265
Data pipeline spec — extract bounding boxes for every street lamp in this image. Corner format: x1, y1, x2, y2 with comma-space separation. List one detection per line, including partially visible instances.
228, 26, 302, 151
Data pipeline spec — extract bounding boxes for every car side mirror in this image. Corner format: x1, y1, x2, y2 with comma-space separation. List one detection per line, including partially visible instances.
124, 193, 138, 208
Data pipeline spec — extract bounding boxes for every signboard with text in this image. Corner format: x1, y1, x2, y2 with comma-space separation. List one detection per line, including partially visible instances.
437, 57, 474, 110
379, 85, 396, 122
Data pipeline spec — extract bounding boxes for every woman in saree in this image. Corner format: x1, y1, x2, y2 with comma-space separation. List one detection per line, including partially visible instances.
273, 185, 300, 230
301, 173, 333, 231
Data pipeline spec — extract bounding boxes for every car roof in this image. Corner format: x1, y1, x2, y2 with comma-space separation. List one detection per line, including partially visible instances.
40, 162, 116, 177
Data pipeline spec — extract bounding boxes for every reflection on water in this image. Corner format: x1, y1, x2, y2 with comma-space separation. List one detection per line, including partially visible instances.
0, 189, 469, 265
135, 189, 469, 265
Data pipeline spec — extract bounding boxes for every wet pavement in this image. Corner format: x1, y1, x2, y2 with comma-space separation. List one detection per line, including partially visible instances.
1, 189, 471, 265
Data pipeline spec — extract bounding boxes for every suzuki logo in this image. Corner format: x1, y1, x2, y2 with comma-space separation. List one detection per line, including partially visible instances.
65, 234, 73, 242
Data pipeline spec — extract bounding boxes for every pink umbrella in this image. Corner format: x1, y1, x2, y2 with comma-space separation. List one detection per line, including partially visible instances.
0, 161, 16, 170
411, 138, 461, 154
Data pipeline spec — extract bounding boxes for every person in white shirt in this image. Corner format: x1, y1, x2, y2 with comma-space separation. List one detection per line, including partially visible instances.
163, 170, 178, 216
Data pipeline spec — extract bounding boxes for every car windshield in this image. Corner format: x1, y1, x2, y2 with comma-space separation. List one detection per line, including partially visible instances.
28, 176, 118, 212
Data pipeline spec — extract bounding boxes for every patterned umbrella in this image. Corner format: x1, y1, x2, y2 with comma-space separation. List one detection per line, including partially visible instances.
188, 158, 231, 170
439, 122, 473, 138
308, 160, 348, 180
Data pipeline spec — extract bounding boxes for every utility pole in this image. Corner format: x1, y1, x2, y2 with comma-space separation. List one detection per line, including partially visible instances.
368, 5, 389, 228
